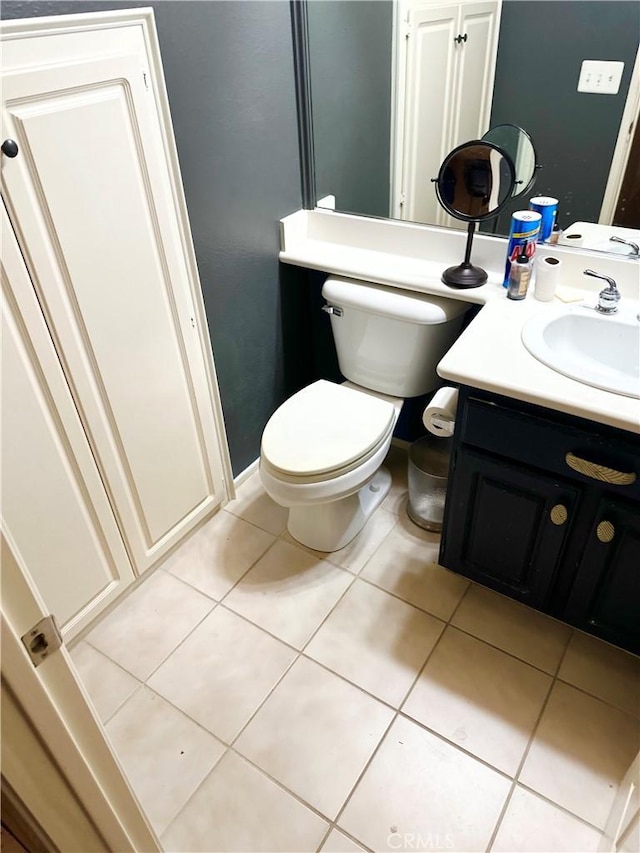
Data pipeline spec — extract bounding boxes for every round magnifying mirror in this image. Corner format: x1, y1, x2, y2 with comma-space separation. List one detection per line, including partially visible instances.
435, 140, 516, 222
482, 124, 538, 198
435, 140, 515, 288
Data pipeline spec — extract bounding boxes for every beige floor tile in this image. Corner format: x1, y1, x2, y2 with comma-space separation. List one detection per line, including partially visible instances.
224, 540, 353, 648
85, 571, 214, 680
225, 471, 288, 535
70, 641, 140, 724
451, 585, 571, 673
491, 786, 603, 852
282, 507, 396, 575
163, 510, 275, 600
339, 715, 510, 853
235, 657, 394, 818
403, 627, 551, 775
306, 579, 444, 706
361, 515, 468, 620
148, 607, 296, 742
558, 631, 640, 717
320, 828, 366, 853
161, 751, 328, 852
519, 681, 640, 829
105, 687, 225, 835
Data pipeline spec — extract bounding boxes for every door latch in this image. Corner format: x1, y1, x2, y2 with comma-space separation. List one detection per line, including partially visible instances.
21, 615, 63, 667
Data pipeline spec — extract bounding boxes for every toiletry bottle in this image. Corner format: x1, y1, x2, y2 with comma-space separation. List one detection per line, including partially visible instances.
507, 241, 532, 300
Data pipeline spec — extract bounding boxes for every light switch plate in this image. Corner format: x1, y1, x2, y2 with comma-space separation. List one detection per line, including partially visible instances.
577, 60, 624, 94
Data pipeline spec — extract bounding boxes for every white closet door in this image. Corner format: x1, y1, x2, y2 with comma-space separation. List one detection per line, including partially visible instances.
452, 1, 500, 145
1, 205, 135, 637
402, 3, 459, 226
2, 52, 225, 573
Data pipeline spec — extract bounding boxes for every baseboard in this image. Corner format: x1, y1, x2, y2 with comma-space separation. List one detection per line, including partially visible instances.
233, 457, 259, 488
391, 437, 411, 451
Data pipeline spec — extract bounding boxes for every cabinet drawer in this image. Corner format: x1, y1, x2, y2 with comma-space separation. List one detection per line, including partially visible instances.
459, 396, 640, 501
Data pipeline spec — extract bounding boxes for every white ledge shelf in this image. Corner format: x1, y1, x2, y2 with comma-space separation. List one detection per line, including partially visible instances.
280, 209, 640, 301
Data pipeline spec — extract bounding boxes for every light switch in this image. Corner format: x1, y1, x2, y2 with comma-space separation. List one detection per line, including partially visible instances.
577, 60, 624, 95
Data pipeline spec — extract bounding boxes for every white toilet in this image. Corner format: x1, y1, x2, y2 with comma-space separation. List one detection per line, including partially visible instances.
259, 276, 468, 552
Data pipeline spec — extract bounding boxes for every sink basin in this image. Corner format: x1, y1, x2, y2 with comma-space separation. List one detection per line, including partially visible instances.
522, 306, 640, 398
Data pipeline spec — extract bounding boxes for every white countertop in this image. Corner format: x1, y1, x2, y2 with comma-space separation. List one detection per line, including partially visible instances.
280, 209, 640, 434
437, 296, 640, 434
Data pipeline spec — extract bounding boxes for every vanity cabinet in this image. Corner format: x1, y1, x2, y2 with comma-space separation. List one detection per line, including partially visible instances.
1, 11, 229, 638
440, 387, 640, 654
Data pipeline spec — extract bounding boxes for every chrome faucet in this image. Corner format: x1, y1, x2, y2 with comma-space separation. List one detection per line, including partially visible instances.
609, 235, 639, 257
583, 269, 620, 314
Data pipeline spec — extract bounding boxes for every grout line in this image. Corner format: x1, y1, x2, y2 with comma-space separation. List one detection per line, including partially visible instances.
443, 621, 565, 678
394, 710, 514, 783
326, 613, 450, 838
514, 781, 609, 836
484, 625, 574, 852
446, 576, 473, 623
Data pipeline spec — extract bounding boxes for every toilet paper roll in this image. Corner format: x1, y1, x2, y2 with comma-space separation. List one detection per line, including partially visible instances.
423, 386, 458, 437
534, 256, 562, 302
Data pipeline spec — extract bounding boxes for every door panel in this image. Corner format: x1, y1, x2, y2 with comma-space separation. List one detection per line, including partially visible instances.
441, 447, 580, 606
403, 4, 458, 226
453, 2, 499, 145
1, 205, 134, 636
2, 54, 223, 570
564, 498, 640, 654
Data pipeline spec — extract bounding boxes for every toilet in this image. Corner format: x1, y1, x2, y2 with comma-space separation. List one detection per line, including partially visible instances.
259, 276, 468, 552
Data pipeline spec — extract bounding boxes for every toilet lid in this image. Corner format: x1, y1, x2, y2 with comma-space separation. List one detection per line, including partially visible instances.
261, 380, 396, 477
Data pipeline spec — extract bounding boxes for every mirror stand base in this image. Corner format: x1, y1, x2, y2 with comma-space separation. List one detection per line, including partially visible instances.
442, 262, 488, 289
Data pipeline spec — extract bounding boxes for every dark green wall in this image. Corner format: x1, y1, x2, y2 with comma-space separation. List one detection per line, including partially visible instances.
1, 0, 306, 476
489, 0, 639, 233
308, 0, 393, 217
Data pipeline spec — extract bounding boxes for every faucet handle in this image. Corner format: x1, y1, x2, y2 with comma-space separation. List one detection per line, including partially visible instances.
583, 269, 620, 314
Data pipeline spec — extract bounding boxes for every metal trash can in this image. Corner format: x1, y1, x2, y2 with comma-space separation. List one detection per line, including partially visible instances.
407, 436, 452, 532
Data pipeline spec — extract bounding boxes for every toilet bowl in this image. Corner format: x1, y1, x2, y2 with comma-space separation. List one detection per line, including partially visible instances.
260, 380, 402, 551
259, 276, 468, 552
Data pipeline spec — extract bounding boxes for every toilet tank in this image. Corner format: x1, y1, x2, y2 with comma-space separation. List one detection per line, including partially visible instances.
322, 277, 468, 397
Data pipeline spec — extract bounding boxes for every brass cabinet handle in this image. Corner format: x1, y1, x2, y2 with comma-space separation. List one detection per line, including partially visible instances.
550, 504, 568, 525
565, 452, 636, 486
596, 520, 615, 543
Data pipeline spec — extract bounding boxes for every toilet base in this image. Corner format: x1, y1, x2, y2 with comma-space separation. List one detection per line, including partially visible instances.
287, 466, 392, 552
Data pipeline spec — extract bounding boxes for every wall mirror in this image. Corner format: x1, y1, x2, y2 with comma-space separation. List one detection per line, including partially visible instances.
294, 0, 640, 254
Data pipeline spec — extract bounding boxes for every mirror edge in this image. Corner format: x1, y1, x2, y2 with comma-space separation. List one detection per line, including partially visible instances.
291, 0, 316, 209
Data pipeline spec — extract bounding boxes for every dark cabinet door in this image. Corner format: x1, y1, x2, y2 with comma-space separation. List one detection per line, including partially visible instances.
564, 498, 640, 655
441, 448, 581, 607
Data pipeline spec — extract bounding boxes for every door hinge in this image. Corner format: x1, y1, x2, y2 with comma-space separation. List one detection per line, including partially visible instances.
402, 19, 411, 38
399, 192, 406, 207
21, 615, 63, 667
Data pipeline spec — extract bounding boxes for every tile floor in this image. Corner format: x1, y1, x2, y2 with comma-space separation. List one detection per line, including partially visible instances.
71, 445, 640, 852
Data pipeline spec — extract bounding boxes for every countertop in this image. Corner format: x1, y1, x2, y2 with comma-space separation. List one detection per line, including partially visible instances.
436, 294, 640, 434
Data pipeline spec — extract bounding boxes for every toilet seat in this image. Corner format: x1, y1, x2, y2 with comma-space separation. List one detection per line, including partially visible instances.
261, 380, 396, 480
